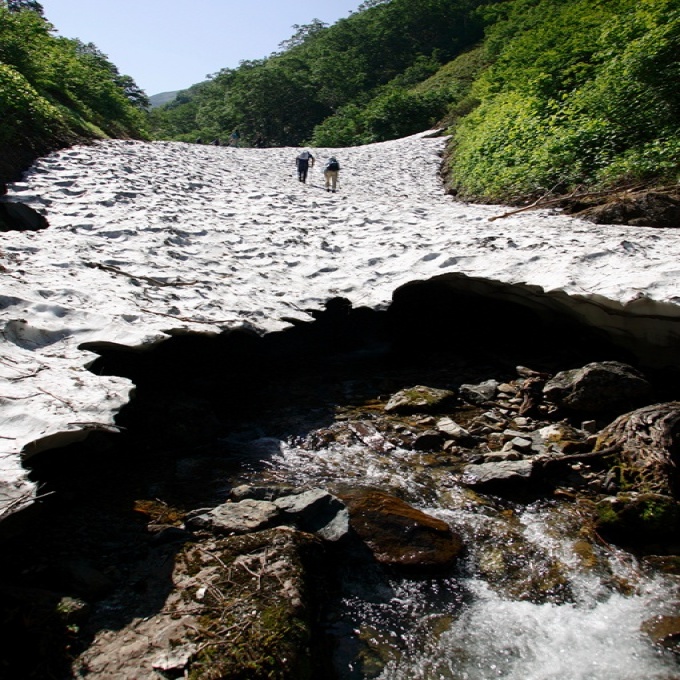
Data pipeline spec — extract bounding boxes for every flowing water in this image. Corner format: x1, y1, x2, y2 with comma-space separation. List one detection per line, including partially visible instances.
250, 435, 680, 679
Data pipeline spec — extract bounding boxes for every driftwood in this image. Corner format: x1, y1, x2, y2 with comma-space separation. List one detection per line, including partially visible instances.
594, 401, 680, 496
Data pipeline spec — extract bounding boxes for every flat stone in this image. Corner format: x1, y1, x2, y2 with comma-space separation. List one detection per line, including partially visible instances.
462, 460, 534, 490
186, 499, 281, 535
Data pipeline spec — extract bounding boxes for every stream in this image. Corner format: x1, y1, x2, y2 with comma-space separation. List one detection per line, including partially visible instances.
5, 295, 680, 679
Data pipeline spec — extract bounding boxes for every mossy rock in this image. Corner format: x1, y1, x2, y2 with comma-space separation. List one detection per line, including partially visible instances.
183, 527, 326, 680
595, 493, 680, 546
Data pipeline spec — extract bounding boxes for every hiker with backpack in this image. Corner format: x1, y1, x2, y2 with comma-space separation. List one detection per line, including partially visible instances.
324, 156, 340, 193
295, 150, 315, 183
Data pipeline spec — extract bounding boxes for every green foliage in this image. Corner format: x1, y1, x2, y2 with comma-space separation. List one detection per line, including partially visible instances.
449, 0, 680, 200
0, 3, 148, 180
151, 0, 487, 147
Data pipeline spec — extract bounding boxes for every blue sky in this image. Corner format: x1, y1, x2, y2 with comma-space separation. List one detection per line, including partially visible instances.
39, 0, 365, 96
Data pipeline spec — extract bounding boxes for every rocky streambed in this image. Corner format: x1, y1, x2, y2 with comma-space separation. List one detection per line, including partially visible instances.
1, 306, 679, 679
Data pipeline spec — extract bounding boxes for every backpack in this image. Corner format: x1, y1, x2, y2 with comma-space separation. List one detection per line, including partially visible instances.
326, 159, 340, 171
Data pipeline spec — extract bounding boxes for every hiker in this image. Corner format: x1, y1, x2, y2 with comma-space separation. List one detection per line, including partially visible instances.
295, 150, 315, 183
324, 156, 340, 192
229, 129, 240, 147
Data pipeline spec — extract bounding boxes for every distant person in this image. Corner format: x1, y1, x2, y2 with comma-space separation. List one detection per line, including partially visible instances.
229, 129, 241, 147
295, 150, 315, 183
324, 156, 340, 193
211, 138, 220, 146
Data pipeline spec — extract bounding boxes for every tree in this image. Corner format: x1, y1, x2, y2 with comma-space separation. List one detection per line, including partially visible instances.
4, 0, 44, 15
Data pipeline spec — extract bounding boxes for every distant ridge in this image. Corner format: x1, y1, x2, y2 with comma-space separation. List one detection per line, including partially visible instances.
149, 90, 179, 108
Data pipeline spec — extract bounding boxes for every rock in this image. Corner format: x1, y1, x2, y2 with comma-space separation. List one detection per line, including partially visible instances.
502, 436, 533, 453
542, 361, 651, 413
641, 615, 680, 653
436, 417, 471, 441
152, 643, 198, 677
459, 379, 499, 404
412, 429, 445, 451
230, 484, 301, 501
461, 460, 534, 492
338, 489, 463, 569
0, 200, 49, 231
384, 385, 456, 414
186, 499, 281, 535
63, 559, 114, 599
274, 488, 349, 542
180, 527, 325, 679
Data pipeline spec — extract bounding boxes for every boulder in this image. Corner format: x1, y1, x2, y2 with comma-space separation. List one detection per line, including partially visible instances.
384, 385, 456, 414
338, 489, 463, 569
543, 361, 651, 413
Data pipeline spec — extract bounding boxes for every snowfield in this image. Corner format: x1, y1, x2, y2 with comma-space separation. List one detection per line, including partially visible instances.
2, 131, 680, 517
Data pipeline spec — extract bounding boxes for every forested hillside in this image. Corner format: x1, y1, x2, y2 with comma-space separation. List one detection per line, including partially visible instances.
0, 0, 148, 183
151, 0, 679, 204
148, 0, 488, 147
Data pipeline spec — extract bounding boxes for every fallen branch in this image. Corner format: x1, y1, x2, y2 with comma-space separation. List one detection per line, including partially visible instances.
488, 184, 650, 222
87, 261, 198, 287
139, 307, 235, 325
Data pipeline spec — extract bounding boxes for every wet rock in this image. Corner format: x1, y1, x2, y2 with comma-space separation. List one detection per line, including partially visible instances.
459, 379, 499, 405
384, 385, 456, 414
186, 499, 281, 535
641, 555, 680, 576
543, 361, 652, 413
274, 488, 350, 542
461, 460, 534, 492
347, 420, 396, 453
338, 489, 463, 569
641, 615, 680, 654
